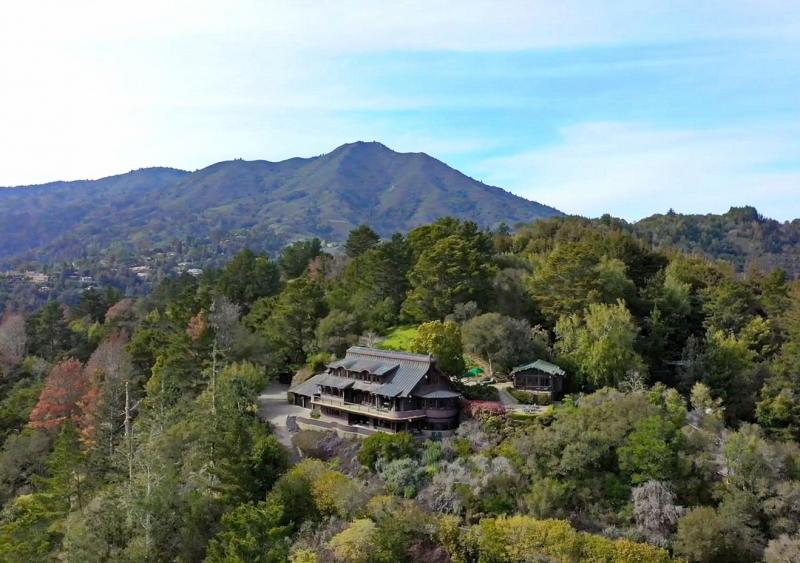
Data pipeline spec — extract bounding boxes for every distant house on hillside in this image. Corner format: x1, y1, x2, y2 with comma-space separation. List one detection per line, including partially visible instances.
288, 346, 461, 437
510, 360, 566, 401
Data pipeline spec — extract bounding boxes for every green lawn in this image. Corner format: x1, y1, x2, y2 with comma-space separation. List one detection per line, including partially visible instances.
377, 325, 419, 352
377, 325, 477, 377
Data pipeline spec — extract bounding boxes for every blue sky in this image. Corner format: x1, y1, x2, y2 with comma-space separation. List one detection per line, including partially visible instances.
1, 1, 799, 220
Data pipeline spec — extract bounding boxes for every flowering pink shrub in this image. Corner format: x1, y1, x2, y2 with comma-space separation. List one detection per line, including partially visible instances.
464, 400, 505, 419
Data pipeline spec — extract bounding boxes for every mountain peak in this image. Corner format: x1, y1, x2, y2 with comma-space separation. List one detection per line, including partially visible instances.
0, 142, 563, 264
327, 140, 395, 156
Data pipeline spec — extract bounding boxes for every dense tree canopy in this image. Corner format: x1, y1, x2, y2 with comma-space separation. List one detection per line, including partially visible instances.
345, 225, 381, 258
462, 312, 545, 374
403, 233, 495, 321
217, 249, 281, 306
280, 239, 324, 279
555, 300, 646, 388
411, 320, 465, 376
1, 216, 799, 562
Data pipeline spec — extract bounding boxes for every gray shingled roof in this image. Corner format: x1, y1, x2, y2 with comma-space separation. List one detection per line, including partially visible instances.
289, 346, 436, 398
510, 359, 566, 376
416, 388, 461, 399
288, 375, 324, 398
315, 374, 354, 389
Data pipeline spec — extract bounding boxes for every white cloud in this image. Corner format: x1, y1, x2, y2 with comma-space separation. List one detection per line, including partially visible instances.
481, 121, 800, 221
0, 1, 798, 187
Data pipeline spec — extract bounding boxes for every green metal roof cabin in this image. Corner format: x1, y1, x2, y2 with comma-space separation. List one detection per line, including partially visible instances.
510, 359, 566, 400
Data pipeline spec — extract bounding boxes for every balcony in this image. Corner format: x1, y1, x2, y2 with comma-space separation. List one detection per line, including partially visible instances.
312, 395, 426, 420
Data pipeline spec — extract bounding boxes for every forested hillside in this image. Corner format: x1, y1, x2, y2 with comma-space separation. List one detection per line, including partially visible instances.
634, 206, 800, 276
0, 142, 560, 265
1, 216, 799, 562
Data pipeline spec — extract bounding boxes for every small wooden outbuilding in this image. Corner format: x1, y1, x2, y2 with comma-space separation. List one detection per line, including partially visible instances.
510, 360, 566, 400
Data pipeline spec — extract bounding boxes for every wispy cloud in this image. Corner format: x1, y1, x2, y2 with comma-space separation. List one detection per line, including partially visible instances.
0, 0, 798, 223
481, 121, 800, 221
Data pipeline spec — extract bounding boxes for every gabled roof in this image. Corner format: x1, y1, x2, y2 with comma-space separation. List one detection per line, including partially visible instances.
416, 387, 461, 399
289, 376, 322, 398
289, 346, 437, 398
328, 357, 399, 376
510, 359, 566, 376
315, 373, 354, 390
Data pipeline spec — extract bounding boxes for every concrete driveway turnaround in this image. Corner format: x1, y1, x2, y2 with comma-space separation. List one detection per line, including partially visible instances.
257, 381, 306, 454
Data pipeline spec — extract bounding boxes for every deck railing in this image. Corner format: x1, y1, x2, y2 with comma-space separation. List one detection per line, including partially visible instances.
312, 395, 426, 419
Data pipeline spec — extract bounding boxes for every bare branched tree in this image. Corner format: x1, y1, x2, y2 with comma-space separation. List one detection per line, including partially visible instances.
0, 313, 26, 371
210, 295, 240, 354
81, 331, 135, 453
359, 331, 380, 348
632, 480, 684, 547
619, 370, 647, 393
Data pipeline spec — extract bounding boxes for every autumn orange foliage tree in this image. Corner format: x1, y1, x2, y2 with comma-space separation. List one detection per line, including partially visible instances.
29, 358, 90, 430
187, 310, 209, 341
78, 331, 133, 448
105, 298, 134, 323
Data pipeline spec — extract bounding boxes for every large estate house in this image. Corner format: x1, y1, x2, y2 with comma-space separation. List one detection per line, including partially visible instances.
288, 346, 461, 435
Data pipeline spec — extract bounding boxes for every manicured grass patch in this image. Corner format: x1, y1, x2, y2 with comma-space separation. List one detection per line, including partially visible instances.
377, 325, 419, 352
508, 411, 539, 422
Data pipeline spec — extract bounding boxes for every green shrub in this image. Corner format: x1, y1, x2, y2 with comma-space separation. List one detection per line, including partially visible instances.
358, 432, 416, 470
507, 388, 535, 404
507, 388, 552, 405
307, 352, 334, 373
458, 383, 499, 401
508, 412, 539, 423
468, 515, 675, 562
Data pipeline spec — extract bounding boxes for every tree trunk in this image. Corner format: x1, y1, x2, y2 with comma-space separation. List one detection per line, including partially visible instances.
125, 382, 133, 492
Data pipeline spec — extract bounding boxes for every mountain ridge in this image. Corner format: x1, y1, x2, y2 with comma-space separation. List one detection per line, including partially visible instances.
0, 142, 562, 264
632, 205, 800, 276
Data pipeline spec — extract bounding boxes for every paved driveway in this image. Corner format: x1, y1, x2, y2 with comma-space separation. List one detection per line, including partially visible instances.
257, 382, 306, 454
492, 382, 547, 414
494, 382, 520, 407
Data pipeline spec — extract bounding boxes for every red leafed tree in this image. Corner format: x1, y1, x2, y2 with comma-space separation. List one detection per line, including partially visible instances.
105, 298, 134, 323
77, 380, 103, 447
30, 358, 90, 430
83, 331, 132, 383
78, 331, 133, 448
